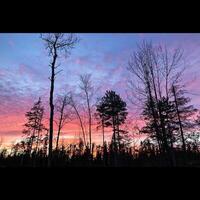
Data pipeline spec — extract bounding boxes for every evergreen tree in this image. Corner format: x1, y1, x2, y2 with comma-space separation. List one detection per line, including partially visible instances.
96, 90, 128, 150
171, 85, 197, 151
22, 98, 45, 154
142, 85, 197, 156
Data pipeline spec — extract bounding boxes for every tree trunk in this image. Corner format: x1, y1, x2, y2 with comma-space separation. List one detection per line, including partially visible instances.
30, 121, 36, 155
86, 91, 92, 152
35, 130, 40, 153
102, 118, 105, 146
112, 115, 118, 166
56, 100, 65, 150
172, 85, 186, 153
56, 124, 62, 151
150, 66, 169, 155
146, 80, 161, 153
116, 114, 120, 149
73, 105, 86, 146
48, 49, 57, 167
36, 117, 42, 153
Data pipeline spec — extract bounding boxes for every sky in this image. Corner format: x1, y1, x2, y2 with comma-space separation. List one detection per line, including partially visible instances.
1, 33, 200, 148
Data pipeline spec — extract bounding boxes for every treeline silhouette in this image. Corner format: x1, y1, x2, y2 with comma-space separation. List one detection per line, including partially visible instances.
1, 139, 200, 167
1, 34, 200, 167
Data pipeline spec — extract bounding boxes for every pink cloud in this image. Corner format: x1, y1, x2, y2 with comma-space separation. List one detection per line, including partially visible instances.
73, 55, 91, 65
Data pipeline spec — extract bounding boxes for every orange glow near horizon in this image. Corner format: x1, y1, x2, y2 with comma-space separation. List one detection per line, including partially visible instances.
0, 110, 145, 149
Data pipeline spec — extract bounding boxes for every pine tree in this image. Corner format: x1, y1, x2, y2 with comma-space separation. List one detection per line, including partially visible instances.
171, 85, 197, 151
96, 90, 128, 151
142, 85, 197, 165
22, 98, 45, 154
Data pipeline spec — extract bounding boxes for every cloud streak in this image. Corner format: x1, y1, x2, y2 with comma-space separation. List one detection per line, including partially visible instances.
1, 33, 200, 146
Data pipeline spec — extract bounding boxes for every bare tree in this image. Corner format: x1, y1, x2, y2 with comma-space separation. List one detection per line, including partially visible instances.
55, 94, 73, 150
128, 41, 184, 105
79, 73, 94, 152
68, 92, 87, 146
127, 40, 184, 157
41, 33, 79, 166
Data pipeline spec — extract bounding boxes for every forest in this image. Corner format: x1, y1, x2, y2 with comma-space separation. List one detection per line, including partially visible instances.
1, 33, 200, 167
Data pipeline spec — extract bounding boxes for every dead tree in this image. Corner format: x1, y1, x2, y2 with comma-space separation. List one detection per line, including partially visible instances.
127, 41, 184, 158
55, 94, 72, 150
68, 92, 87, 146
79, 74, 94, 152
41, 33, 78, 167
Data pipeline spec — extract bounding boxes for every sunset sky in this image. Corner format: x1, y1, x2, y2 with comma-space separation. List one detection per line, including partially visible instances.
1, 33, 200, 147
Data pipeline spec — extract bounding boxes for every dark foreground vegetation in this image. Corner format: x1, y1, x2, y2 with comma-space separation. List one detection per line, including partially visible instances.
1, 141, 200, 167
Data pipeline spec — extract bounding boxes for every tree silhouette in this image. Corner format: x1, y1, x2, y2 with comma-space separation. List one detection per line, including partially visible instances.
79, 73, 94, 152
127, 41, 184, 154
22, 97, 45, 154
171, 85, 197, 151
68, 92, 87, 146
55, 94, 73, 150
141, 84, 197, 166
96, 90, 128, 151
41, 33, 79, 166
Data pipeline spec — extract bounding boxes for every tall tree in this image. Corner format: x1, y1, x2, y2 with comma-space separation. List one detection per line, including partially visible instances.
79, 74, 94, 151
127, 41, 184, 153
96, 90, 128, 150
142, 84, 197, 165
68, 92, 87, 146
171, 85, 197, 151
41, 33, 78, 166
